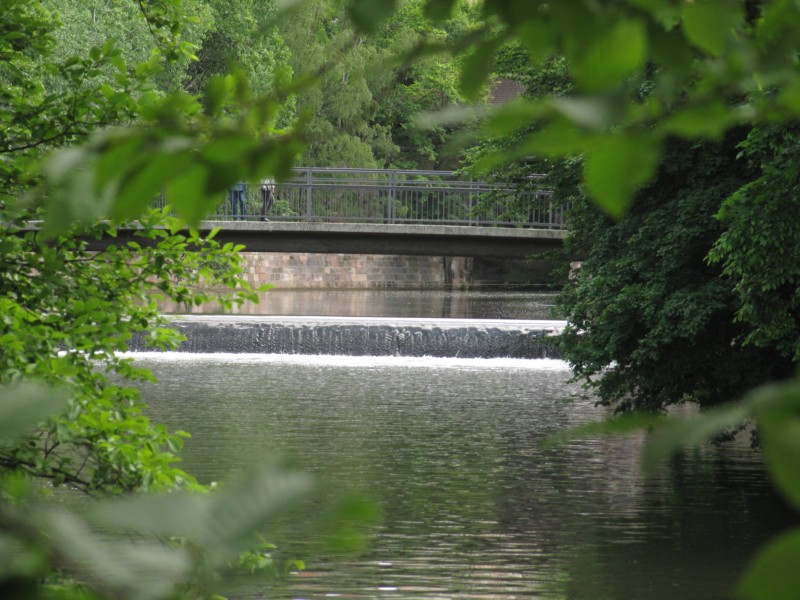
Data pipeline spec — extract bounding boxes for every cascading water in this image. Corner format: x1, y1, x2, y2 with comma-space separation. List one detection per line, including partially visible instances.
129, 316, 565, 358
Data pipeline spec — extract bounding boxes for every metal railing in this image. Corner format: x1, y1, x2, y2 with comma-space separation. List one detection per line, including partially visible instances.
158, 167, 566, 229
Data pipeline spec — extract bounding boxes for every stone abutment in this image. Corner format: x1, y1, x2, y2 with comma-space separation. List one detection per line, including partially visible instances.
235, 252, 559, 289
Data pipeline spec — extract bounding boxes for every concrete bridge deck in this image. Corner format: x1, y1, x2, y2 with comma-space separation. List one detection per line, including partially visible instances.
100, 221, 567, 259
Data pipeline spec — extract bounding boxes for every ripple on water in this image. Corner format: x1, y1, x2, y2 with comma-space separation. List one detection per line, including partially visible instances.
134, 353, 790, 600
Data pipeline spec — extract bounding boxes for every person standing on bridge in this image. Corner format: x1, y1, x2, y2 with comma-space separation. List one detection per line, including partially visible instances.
229, 181, 247, 220
260, 177, 275, 222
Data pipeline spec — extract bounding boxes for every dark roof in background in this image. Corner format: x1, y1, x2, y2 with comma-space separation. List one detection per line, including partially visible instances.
489, 79, 525, 105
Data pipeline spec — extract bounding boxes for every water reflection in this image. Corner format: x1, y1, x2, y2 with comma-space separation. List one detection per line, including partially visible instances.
159, 289, 561, 319
135, 354, 793, 600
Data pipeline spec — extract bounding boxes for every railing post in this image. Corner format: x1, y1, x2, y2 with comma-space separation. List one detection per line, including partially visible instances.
468, 177, 473, 226
389, 171, 396, 224
305, 168, 313, 222
279, 166, 560, 229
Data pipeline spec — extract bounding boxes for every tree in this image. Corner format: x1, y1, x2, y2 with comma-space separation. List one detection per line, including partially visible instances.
338, 2, 800, 597
557, 133, 794, 413
2, 0, 309, 481
184, 0, 294, 101
278, 0, 389, 167
708, 124, 800, 363
0, 0, 275, 496
0, 1, 358, 597
279, 0, 477, 168
7, 0, 800, 597
43, 0, 213, 95
369, 0, 477, 169
346, 0, 800, 213
0, 212, 263, 494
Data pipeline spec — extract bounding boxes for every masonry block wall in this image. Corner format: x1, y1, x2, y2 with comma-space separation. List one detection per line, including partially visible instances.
239, 253, 473, 288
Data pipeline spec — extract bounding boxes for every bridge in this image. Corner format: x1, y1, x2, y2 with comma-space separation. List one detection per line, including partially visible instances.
108, 168, 567, 258
148, 221, 567, 258
194, 167, 564, 227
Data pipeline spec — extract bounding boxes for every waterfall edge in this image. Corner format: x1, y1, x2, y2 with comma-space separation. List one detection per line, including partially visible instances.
129, 318, 564, 359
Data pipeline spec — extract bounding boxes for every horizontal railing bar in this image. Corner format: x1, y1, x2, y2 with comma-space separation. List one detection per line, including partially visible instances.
289, 166, 549, 178
274, 184, 551, 194
155, 166, 565, 229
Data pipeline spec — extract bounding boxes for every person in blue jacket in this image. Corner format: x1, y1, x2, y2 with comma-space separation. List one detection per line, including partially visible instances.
229, 181, 247, 220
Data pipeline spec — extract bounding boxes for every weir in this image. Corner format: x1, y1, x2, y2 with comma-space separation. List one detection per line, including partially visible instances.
131, 316, 565, 359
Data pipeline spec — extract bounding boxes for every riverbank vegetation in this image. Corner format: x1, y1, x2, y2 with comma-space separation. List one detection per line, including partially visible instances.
0, 1, 360, 597
4, 0, 800, 598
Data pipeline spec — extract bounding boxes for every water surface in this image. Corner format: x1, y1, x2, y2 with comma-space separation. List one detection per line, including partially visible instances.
136, 353, 791, 600
160, 289, 560, 319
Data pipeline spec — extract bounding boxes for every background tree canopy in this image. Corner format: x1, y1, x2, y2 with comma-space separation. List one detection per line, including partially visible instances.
1, 0, 371, 596
557, 132, 795, 413
5, 0, 800, 598
344, 2, 800, 597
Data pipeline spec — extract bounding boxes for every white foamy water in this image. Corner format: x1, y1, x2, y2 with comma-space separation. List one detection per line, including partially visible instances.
122, 351, 570, 371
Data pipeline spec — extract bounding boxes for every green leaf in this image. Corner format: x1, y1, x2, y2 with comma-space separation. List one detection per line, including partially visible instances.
348, 0, 397, 33
682, 0, 741, 57
552, 97, 616, 130
546, 412, 662, 448
737, 528, 800, 600
459, 36, 505, 101
583, 134, 661, 218
111, 151, 194, 222
204, 75, 234, 117
516, 20, 555, 64
415, 105, 490, 130
483, 101, 546, 136
202, 466, 315, 565
0, 383, 69, 443
95, 136, 146, 190
756, 0, 800, 51
648, 22, 695, 73
43, 168, 105, 236
202, 134, 254, 164
88, 490, 204, 539
518, 119, 587, 157
424, 0, 457, 21
43, 509, 191, 600
777, 80, 800, 112
661, 100, 736, 138
166, 164, 212, 225
573, 19, 648, 91
641, 402, 751, 471
627, 0, 682, 29
42, 147, 86, 183
761, 417, 800, 508
305, 491, 381, 554
90, 465, 314, 568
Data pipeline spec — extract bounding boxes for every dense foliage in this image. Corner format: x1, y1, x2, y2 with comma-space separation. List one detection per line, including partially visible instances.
349, 1, 800, 596
709, 124, 800, 363
279, 0, 478, 168
5, 0, 800, 598
558, 133, 795, 413
352, 0, 800, 215
24, 0, 483, 172
0, 212, 259, 494
0, 0, 317, 597
0, 0, 270, 496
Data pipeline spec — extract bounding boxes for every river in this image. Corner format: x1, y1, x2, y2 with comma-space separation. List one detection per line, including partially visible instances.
133, 295, 792, 600
158, 289, 560, 319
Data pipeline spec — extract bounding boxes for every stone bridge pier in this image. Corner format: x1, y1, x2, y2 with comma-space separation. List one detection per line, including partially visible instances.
239, 253, 475, 289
